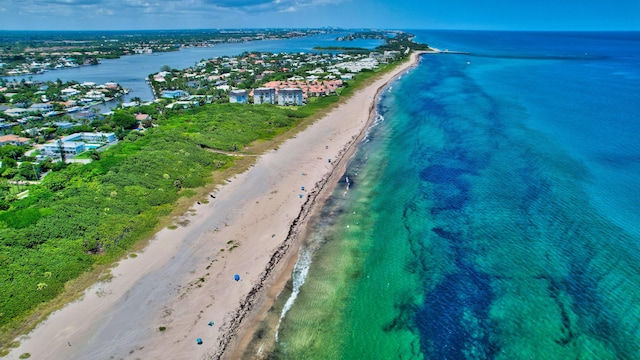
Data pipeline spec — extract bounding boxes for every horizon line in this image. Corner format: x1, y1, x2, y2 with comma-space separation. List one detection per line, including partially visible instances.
1, 28, 639, 33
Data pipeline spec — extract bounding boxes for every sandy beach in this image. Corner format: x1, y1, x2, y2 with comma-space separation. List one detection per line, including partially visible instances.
7, 51, 423, 360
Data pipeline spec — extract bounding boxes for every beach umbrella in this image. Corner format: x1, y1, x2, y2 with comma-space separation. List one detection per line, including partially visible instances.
208, 321, 215, 326
299, 194, 303, 198
196, 338, 203, 345
301, 186, 305, 191
234, 274, 240, 281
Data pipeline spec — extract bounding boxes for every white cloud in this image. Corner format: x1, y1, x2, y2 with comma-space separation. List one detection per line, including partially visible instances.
2, 0, 346, 15
0, 0, 349, 29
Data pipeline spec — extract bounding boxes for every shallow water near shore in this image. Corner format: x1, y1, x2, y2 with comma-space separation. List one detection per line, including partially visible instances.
247, 31, 640, 359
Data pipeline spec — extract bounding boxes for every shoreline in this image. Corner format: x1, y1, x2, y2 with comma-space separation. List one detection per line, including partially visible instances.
225, 51, 425, 359
7, 52, 424, 360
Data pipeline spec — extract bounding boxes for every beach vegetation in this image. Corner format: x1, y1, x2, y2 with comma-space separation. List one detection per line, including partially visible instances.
0, 95, 334, 347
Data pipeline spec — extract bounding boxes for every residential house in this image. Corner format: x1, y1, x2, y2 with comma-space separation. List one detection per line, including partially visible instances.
161, 90, 188, 99
43, 139, 85, 157
43, 132, 116, 157
0, 134, 31, 146
3, 108, 29, 118
61, 87, 81, 98
253, 87, 276, 105
135, 114, 151, 122
28, 103, 54, 113
277, 88, 303, 106
54, 121, 74, 129
85, 90, 105, 101
153, 72, 169, 82
229, 89, 248, 104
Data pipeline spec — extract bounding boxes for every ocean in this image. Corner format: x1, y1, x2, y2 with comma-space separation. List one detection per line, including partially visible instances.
243, 31, 640, 359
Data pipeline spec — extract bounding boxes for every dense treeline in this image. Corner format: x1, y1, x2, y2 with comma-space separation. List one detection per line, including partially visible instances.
377, 32, 431, 52
0, 103, 309, 332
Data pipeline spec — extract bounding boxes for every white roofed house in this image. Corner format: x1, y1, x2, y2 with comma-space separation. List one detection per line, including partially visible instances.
61, 87, 81, 97
229, 89, 248, 104
277, 88, 303, 106
28, 103, 54, 114
43, 132, 117, 158
3, 108, 29, 118
44, 139, 85, 157
253, 87, 276, 105
85, 90, 105, 101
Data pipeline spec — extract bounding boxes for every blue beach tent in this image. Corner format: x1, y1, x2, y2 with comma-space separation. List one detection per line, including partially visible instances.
208, 321, 215, 326
196, 338, 203, 345
234, 274, 240, 281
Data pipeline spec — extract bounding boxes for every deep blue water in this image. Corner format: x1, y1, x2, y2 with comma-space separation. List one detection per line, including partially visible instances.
268, 30, 640, 359
411, 30, 640, 238
394, 30, 640, 358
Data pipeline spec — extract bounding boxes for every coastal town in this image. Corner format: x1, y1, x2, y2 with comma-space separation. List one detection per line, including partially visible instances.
149, 50, 402, 106
0, 29, 329, 76
0, 31, 412, 184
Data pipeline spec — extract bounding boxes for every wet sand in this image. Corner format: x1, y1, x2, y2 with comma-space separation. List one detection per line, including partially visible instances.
7, 52, 424, 360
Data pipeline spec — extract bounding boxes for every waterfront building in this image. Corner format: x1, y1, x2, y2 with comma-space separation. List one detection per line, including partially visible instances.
229, 89, 248, 104
161, 90, 188, 99
44, 139, 85, 157
253, 87, 276, 105
133, 48, 153, 54
43, 132, 116, 157
61, 88, 81, 97
277, 88, 303, 106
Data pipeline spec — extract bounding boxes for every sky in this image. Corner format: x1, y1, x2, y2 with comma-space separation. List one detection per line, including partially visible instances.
0, 0, 638, 31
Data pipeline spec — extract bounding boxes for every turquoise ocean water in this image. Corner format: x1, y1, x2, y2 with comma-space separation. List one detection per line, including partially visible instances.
246, 31, 640, 359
